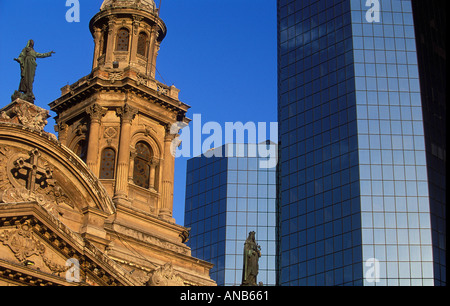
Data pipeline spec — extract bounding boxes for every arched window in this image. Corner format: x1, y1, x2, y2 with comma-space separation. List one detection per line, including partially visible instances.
137, 32, 148, 57
116, 28, 130, 51
133, 142, 152, 189
99, 148, 116, 179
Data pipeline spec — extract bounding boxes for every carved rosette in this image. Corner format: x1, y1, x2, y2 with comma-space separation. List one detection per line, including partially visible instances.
109, 72, 124, 84
136, 73, 149, 86
156, 84, 168, 95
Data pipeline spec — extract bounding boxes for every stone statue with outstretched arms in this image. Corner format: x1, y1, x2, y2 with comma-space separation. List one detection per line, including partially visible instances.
13, 39, 55, 103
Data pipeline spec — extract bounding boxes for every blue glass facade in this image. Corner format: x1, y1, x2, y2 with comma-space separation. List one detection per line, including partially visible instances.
184, 144, 277, 286
278, 0, 442, 286
351, 0, 434, 286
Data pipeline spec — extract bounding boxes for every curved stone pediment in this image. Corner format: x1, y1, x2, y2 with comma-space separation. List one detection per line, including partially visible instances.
0, 123, 116, 236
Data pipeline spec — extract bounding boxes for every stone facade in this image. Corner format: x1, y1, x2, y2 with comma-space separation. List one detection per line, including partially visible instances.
0, 0, 215, 286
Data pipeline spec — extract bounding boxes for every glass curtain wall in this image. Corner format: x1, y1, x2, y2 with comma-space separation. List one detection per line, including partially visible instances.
185, 144, 277, 286
278, 0, 435, 286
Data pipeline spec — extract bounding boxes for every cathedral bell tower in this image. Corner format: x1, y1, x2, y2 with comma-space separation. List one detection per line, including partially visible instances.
49, 0, 190, 224
0, 0, 215, 287
91, 0, 164, 78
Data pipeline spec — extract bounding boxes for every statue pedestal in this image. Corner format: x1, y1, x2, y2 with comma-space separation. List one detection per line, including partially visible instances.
0, 98, 50, 132
11, 90, 35, 104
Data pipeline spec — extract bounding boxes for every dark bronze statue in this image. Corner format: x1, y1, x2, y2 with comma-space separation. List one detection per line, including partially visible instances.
12, 40, 54, 103
241, 231, 261, 286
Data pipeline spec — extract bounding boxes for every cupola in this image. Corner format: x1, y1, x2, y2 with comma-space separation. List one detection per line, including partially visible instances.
90, 0, 166, 78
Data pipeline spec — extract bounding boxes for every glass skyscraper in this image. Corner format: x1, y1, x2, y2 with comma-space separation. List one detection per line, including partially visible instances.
277, 0, 445, 286
184, 144, 277, 286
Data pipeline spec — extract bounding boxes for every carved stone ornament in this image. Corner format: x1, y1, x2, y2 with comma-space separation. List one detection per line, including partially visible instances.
109, 72, 124, 84
146, 262, 185, 286
136, 73, 149, 86
116, 103, 138, 122
104, 127, 118, 139
55, 123, 69, 138
86, 103, 108, 121
0, 99, 50, 132
179, 228, 190, 244
74, 121, 88, 136
0, 146, 74, 220
0, 221, 69, 274
0, 221, 45, 262
156, 84, 168, 95
132, 15, 144, 35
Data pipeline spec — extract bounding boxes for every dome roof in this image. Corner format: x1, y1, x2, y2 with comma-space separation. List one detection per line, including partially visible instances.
100, 0, 156, 12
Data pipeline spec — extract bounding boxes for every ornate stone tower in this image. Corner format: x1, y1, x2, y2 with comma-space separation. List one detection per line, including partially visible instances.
49, 0, 188, 223
92, 0, 164, 78
45, 0, 214, 285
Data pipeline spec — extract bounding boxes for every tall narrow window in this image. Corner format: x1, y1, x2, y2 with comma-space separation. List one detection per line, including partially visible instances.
100, 148, 116, 179
133, 142, 152, 189
116, 28, 130, 51
137, 32, 148, 57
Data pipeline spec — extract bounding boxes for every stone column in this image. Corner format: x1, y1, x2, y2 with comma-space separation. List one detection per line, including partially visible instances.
86, 103, 107, 176
92, 26, 102, 70
147, 27, 160, 78
128, 147, 137, 183
130, 15, 144, 67
114, 103, 138, 204
105, 16, 117, 69
159, 126, 176, 221
149, 157, 160, 190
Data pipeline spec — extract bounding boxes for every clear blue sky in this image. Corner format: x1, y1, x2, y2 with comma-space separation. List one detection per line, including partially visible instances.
0, 0, 277, 225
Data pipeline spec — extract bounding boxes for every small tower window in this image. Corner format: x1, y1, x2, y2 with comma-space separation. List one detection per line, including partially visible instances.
116, 28, 130, 51
133, 142, 152, 189
137, 32, 148, 57
100, 148, 116, 179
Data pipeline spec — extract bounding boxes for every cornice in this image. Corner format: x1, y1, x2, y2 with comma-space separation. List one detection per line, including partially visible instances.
49, 69, 190, 120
